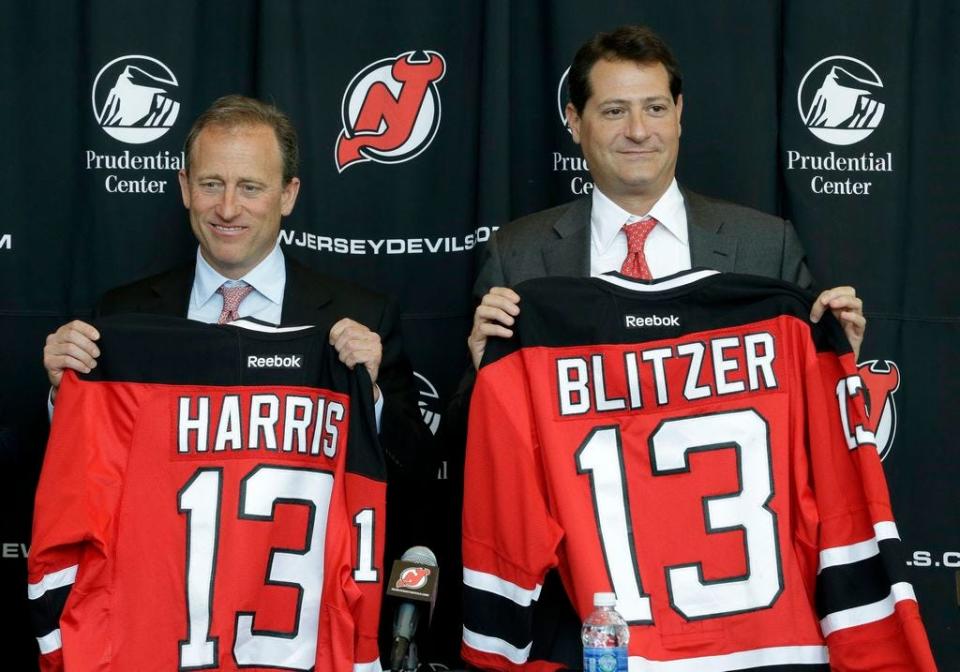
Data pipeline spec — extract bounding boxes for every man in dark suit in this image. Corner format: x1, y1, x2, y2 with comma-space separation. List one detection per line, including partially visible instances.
468, 24, 865, 369
43, 95, 432, 476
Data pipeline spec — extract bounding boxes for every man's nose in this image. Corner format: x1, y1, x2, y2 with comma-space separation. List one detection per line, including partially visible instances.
216, 187, 240, 219
625, 111, 649, 142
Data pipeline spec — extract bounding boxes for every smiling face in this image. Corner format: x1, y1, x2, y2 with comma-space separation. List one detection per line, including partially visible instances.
566, 58, 683, 214
178, 123, 300, 279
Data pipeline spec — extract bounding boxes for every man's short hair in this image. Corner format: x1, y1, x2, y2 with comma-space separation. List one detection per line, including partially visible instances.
568, 25, 683, 114
183, 95, 300, 185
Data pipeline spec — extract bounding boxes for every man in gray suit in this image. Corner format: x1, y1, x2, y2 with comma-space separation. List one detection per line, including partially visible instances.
458, 26, 867, 669
468, 24, 865, 368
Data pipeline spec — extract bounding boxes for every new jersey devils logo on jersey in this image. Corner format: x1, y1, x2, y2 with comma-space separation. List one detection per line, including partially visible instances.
396, 566, 431, 590
858, 359, 900, 461
335, 51, 446, 172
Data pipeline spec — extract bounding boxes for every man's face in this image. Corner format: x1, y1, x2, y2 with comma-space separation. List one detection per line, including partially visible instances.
566, 59, 683, 210
179, 123, 300, 279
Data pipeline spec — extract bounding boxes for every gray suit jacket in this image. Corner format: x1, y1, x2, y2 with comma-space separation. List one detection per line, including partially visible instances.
473, 187, 814, 298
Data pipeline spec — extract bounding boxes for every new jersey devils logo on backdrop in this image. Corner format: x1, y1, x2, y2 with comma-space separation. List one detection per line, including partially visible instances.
335, 50, 446, 172
858, 359, 900, 461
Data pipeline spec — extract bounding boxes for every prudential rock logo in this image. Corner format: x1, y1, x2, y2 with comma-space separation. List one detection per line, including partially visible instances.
797, 56, 884, 146
92, 55, 180, 144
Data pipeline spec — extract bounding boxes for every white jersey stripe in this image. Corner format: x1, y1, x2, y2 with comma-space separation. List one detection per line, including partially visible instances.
36, 629, 63, 655
820, 582, 916, 636
600, 269, 720, 292
818, 537, 878, 573
891, 581, 917, 602
463, 567, 542, 606
353, 659, 383, 672
229, 319, 311, 333
625, 645, 828, 671
817, 521, 901, 573
874, 520, 900, 541
28, 565, 78, 600
462, 626, 531, 665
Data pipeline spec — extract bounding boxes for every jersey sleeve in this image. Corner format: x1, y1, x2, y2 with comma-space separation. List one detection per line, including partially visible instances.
344, 470, 387, 671
802, 335, 937, 671
340, 365, 388, 672
461, 351, 565, 672
28, 371, 136, 672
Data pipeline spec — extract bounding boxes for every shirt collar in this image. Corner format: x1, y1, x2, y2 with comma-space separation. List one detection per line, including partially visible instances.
591, 179, 688, 252
192, 243, 286, 307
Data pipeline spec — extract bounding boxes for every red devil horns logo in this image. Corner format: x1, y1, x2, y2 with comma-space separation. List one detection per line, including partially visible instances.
336, 51, 446, 171
397, 566, 431, 590
857, 359, 901, 461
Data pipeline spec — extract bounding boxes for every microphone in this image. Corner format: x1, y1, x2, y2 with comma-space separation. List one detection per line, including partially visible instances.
388, 545, 438, 672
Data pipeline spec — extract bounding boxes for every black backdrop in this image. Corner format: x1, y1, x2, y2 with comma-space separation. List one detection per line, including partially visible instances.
1, 1, 957, 668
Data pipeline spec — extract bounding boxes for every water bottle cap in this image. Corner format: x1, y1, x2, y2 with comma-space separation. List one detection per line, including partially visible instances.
593, 592, 617, 607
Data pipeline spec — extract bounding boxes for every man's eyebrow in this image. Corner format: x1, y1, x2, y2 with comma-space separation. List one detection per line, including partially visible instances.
194, 173, 268, 185
597, 95, 672, 106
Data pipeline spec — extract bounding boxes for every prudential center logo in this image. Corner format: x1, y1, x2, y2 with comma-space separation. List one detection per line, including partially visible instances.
92, 55, 180, 144
797, 56, 884, 146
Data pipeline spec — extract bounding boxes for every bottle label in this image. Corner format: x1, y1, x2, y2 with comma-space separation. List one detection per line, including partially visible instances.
583, 646, 628, 672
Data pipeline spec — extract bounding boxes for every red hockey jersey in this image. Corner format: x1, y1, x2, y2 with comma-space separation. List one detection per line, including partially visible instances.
29, 315, 386, 672
462, 270, 936, 671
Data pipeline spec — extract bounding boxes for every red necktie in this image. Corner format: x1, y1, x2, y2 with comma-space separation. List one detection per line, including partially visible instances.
620, 217, 658, 280
217, 283, 254, 324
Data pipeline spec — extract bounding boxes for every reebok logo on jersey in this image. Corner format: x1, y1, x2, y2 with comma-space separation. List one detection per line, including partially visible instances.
624, 314, 680, 328
247, 355, 303, 369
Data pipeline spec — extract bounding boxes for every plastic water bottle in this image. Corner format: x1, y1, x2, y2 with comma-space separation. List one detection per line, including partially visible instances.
582, 592, 629, 672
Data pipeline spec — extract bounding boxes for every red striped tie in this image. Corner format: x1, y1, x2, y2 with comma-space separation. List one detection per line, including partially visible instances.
620, 217, 658, 280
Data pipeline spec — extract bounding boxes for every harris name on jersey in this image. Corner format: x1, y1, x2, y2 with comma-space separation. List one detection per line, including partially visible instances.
176, 389, 348, 457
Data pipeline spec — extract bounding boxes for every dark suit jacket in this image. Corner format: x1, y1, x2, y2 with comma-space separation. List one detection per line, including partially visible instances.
97, 253, 435, 478
473, 187, 814, 298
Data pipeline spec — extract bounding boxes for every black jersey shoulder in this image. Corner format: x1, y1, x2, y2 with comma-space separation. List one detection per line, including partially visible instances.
82, 314, 386, 480
481, 271, 850, 368
83, 314, 329, 386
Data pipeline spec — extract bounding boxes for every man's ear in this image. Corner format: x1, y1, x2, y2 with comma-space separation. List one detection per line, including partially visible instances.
280, 177, 301, 216
675, 93, 683, 137
178, 170, 191, 209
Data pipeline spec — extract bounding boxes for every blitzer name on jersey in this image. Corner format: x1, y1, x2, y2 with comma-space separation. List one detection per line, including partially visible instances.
556, 331, 777, 416
177, 391, 347, 457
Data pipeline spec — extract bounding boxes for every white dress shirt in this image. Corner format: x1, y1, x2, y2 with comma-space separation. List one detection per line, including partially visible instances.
589, 179, 692, 278
189, 243, 286, 324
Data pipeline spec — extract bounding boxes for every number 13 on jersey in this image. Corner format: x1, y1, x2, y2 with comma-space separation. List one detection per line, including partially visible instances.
576, 408, 783, 623
178, 465, 379, 671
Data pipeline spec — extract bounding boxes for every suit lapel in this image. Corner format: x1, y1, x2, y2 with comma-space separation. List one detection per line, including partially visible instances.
145, 264, 194, 316
684, 188, 738, 273
542, 198, 591, 278
279, 255, 333, 326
